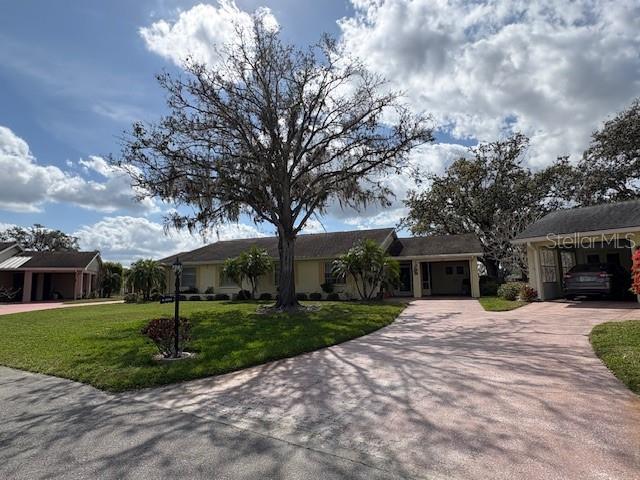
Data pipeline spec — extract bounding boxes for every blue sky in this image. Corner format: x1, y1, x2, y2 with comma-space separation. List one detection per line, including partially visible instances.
1, 0, 638, 263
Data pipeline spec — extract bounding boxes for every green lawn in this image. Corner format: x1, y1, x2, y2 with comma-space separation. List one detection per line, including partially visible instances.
478, 296, 528, 312
0, 301, 404, 392
590, 320, 640, 394
62, 297, 123, 304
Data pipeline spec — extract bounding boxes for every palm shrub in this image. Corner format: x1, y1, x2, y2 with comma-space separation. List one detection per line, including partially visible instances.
332, 239, 400, 300
126, 259, 166, 301
100, 261, 123, 297
223, 247, 273, 299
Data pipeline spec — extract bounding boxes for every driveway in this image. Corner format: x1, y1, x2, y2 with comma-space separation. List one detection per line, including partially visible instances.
2, 299, 640, 479
0, 300, 123, 315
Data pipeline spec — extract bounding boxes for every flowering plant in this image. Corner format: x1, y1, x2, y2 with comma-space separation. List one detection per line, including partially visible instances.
631, 250, 640, 295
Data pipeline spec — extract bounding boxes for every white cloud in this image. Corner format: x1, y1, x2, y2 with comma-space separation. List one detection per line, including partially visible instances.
299, 217, 326, 234
0, 126, 156, 214
339, 0, 640, 165
330, 142, 470, 224
74, 216, 267, 265
139, 1, 278, 67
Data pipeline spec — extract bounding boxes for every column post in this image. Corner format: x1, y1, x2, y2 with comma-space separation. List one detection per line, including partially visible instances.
412, 260, 422, 298
22, 271, 33, 303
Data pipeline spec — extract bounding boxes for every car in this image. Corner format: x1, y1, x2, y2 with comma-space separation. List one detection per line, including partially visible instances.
563, 263, 631, 299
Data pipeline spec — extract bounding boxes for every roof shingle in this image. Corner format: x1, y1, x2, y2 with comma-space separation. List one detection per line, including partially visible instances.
15, 251, 99, 269
393, 234, 483, 257
159, 228, 395, 263
0, 242, 17, 252
515, 200, 640, 240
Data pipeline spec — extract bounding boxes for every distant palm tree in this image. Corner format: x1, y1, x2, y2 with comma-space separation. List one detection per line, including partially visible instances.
126, 259, 166, 301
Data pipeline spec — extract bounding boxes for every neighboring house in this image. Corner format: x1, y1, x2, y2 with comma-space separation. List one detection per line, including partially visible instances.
159, 228, 483, 298
513, 199, 640, 301
0, 242, 101, 302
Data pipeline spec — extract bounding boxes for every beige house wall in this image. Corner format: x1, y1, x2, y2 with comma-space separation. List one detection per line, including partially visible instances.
167, 249, 481, 300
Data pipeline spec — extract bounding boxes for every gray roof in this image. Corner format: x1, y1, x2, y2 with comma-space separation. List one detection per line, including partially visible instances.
515, 200, 640, 240
159, 228, 395, 263
15, 251, 100, 269
393, 234, 483, 257
0, 242, 17, 252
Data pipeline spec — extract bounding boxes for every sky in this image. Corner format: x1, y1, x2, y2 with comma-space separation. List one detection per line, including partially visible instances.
1, 0, 639, 264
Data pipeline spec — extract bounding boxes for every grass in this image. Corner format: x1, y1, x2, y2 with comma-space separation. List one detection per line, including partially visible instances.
478, 296, 528, 312
62, 297, 123, 304
590, 320, 640, 394
0, 300, 404, 392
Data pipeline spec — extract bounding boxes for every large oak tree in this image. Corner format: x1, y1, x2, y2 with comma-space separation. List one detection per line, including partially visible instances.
403, 133, 572, 279
0, 224, 79, 252
118, 23, 432, 309
574, 97, 640, 205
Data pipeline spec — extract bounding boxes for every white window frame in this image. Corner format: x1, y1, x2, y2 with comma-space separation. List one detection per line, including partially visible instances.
181, 267, 197, 289
540, 248, 558, 283
324, 261, 345, 285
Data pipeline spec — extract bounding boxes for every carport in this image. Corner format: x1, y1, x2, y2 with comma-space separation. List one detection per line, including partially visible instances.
513, 200, 640, 301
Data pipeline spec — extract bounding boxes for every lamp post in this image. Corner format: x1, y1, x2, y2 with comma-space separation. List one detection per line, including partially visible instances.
172, 257, 183, 358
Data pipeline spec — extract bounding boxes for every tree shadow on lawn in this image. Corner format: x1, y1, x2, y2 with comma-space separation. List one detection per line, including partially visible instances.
62, 305, 399, 391
124, 307, 640, 479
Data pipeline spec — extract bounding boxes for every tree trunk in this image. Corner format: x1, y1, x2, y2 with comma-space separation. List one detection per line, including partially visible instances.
482, 257, 501, 280
275, 232, 299, 309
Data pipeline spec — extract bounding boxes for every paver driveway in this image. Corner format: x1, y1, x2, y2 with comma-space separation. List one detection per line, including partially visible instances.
127, 299, 640, 479
2, 299, 640, 479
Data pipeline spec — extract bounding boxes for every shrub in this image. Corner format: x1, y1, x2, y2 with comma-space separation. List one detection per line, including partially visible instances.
479, 276, 500, 296
124, 292, 139, 304
141, 316, 192, 358
214, 293, 230, 301
497, 282, 524, 301
180, 286, 199, 294
177, 294, 187, 301
632, 249, 640, 295
309, 292, 322, 301
233, 289, 251, 301
519, 285, 538, 302
296, 292, 308, 301
320, 282, 334, 294
189, 295, 201, 301
259, 292, 272, 301
326, 292, 340, 301
205, 295, 215, 301
204, 286, 214, 294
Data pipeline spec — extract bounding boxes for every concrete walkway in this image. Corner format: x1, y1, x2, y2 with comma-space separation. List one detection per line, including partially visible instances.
2, 299, 640, 479
0, 300, 123, 315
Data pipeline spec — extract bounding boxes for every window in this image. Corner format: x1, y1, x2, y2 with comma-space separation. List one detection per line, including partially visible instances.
324, 261, 345, 285
456, 265, 464, 275
445, 266, 453, 275
560, 250, 576, 277
219, 270, 235, 287
540, 249, 558, 283
587, 254, 600, 264
606, 253, 620, 265
181, 267, 197, 289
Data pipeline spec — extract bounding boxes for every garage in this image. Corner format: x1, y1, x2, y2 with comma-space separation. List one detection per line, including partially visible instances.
513, 200, 640, 302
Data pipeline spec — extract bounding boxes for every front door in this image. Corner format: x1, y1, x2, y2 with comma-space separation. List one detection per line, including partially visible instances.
421, 262, 431, 296
395, 262, 413, 296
